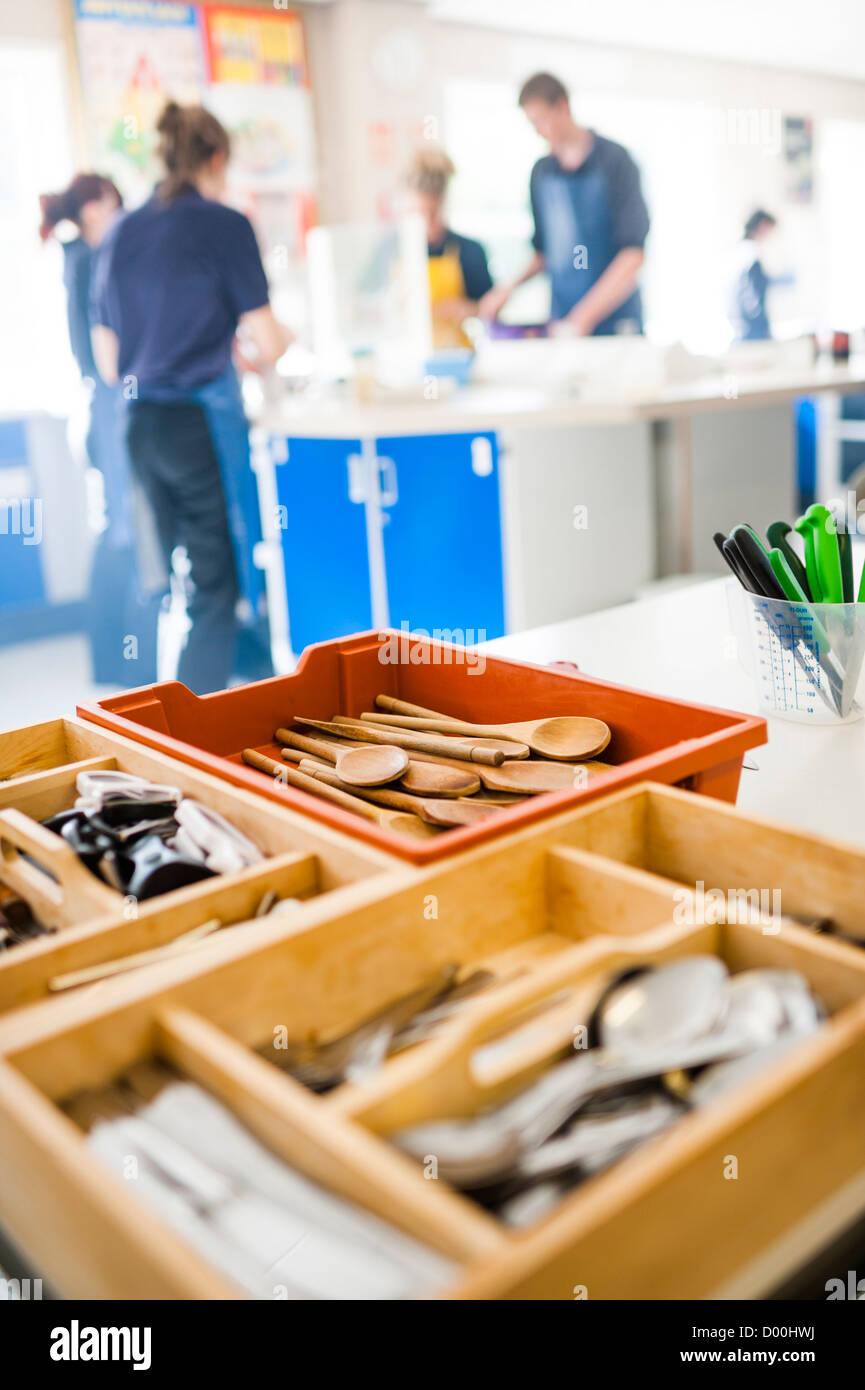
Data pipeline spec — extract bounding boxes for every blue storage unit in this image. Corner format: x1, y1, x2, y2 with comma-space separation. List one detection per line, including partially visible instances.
378, 432, 505, 641
274, 436, 373, 651
267, 430, 506, 655
0, 419, 45, 613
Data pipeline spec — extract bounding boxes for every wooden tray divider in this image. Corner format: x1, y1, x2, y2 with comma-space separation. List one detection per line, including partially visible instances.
154, 1005, 506, 1263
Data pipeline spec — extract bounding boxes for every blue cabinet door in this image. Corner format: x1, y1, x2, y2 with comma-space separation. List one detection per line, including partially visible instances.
274, 436, 373, 651
378, 432, 505, 641
0, 420, 45, 612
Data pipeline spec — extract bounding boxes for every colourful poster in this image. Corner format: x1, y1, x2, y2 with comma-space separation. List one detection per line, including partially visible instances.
202, 5, 307, 87
74, 0, 206, 199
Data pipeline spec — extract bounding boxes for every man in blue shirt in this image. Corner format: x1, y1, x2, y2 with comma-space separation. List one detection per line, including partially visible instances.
729, 209, 778, 341
479, 73, 650, 335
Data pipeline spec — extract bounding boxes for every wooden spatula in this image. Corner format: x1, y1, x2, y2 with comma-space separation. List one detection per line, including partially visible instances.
372, 694, 611, 760
298, 761, 505, 828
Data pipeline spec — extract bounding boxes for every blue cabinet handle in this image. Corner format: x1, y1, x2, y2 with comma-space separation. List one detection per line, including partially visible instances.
378, 456, 399, 506
346, 452, 367, 504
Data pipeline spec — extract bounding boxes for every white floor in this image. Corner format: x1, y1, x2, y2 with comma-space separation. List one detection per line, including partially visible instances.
0, 634, 123, 731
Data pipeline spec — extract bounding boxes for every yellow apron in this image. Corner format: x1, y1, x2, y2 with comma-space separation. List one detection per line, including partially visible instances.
428, 247, 473, 350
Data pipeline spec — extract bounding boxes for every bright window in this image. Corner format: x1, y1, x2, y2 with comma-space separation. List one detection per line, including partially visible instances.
0, 42, 77, 414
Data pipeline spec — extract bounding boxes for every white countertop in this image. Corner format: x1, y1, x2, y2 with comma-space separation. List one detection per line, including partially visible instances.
256, 358, 865, 439
482, 577, 865, 848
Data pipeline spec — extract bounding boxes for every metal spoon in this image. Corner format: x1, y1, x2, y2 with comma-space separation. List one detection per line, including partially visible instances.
390, 959, 808, 1187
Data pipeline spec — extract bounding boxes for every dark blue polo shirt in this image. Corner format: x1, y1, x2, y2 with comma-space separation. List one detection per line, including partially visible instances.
530, 133, 649, 332
90, 186, 269, 397
428, 229, 493, 301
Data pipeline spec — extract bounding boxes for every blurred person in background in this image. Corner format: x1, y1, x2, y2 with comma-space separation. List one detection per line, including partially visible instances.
729, 209, 779, 341
403, 147, 493, 349
91, 102, 292, 695
39, 174, 159, 685
479, 72, 650, 336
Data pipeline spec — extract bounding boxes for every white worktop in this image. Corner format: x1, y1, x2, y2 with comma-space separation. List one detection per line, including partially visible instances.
256, 358, 865, 439
482, 577, 865, 848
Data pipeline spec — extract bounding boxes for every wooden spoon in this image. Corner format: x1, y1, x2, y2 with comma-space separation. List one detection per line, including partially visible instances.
295, 716, 505, 766
241, 749, 437, 839
348, 717, 529, 761
382, 745, 613, 794
298, 761, 506, 828
270, 728, 407, 787
276, 729, 480, 798
279, 743, 480, 802
372, 694, 611, 761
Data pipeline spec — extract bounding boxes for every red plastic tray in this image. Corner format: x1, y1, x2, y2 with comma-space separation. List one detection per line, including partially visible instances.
77, 630, 767, 865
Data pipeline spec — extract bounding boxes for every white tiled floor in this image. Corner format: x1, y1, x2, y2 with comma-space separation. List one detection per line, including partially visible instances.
0, 634, 123, 731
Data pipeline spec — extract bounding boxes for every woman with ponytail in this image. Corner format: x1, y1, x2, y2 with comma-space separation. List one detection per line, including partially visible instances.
39, 173, 160, 684
90, 101, 291, 695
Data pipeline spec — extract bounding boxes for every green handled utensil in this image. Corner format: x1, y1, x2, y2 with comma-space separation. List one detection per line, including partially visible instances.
793, 511, 823, 602
766, 521, 812, 600
838, 526, 855, 603
767, 549, 832, 651
800, 504, 843, 604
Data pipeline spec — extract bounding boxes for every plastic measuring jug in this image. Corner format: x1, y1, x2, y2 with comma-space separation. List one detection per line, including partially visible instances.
727, 581, 865, 724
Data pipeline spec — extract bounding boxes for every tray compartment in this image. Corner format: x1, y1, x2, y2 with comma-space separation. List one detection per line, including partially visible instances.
0, 718, 400, 1015
560, 782, 865, 939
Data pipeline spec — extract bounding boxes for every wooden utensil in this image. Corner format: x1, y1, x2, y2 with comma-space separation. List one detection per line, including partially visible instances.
271, 729, 407, 787
371, 695, 611, 761
276, 729, 480, 798
48, 918, 226, 992
295, 717, 505, 766
351, 718, 529, 761
358, 740, 612, 794
241, 749, 436, 839
298, 762, 504, 829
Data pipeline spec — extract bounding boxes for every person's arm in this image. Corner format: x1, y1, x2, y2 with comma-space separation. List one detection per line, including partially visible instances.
557, 247, 645, 335
237, 304, 293, 369
223, 214, 293, 371
91, 324, 119, 386
64, 246, 98, 377
436, 237, 495, 322
88, 231, 121, 385
478, 250, 545, 320
479, 162, 547, 319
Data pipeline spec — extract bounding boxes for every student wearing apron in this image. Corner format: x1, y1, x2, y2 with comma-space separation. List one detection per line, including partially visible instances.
91, 102, 290, 695
479, 73, 649, 336
403, 148, 493, 350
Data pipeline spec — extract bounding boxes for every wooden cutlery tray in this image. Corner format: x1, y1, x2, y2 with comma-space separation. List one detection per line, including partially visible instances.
0, 718, 400, 1018
0, 785, 864, 1299
553, 781, 865, 940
